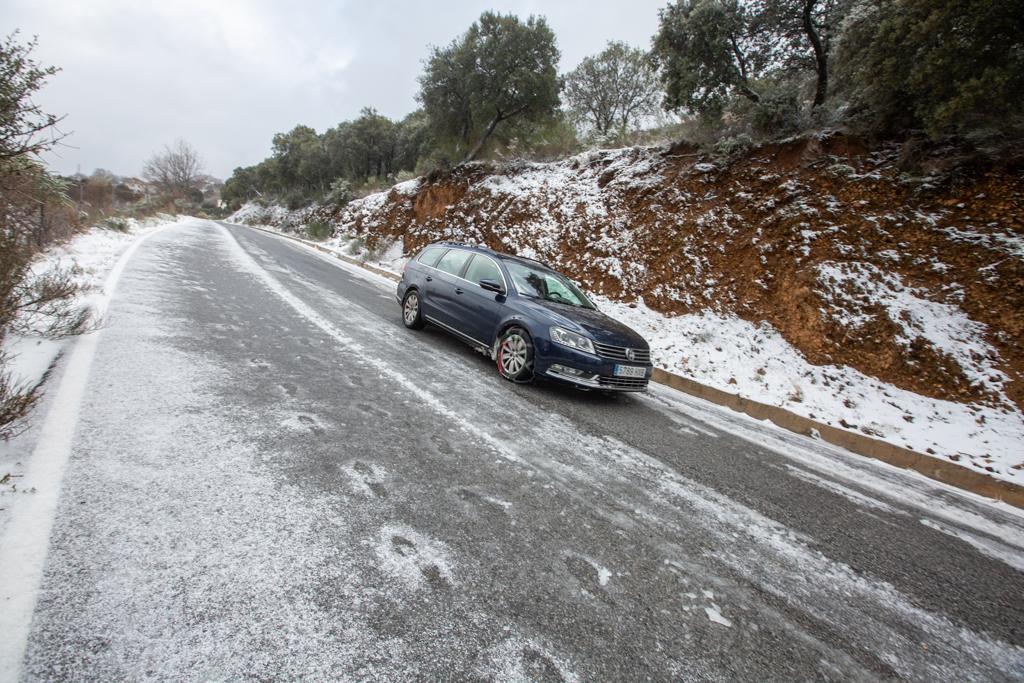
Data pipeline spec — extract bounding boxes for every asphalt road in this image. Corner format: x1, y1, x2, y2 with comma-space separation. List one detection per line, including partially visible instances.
12, 219, 1024, 681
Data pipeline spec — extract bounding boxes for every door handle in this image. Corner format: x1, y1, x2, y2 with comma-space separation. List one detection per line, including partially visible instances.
455, 287, 464, 295
425, 275, 433, 282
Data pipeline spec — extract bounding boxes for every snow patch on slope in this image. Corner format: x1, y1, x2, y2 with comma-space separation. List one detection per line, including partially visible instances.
228, 202, 314, 232
816, 261, 1008, 400
595, 296, 1024, 481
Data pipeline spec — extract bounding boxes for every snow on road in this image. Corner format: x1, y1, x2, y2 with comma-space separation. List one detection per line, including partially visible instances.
639, 385, 1024, 548
253, 223, 1024, 556
217, 224, 532, 469
3, 219, 1023, 680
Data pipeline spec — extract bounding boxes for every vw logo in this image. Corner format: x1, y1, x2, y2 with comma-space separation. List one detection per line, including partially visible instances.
625, 348, 636, 361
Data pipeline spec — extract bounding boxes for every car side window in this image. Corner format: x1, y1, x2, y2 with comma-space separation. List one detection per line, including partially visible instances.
417, 246, 446, 267
463, 255, 502, 288
435, 249, 472, 277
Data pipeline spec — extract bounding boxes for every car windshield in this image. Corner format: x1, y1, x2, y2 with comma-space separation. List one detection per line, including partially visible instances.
503, 260, 594, 309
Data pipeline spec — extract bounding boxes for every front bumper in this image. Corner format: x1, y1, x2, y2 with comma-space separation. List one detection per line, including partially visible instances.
535, 338, 652, 392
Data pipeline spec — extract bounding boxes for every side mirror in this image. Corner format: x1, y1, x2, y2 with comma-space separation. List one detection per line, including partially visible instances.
479, 278, 503, 294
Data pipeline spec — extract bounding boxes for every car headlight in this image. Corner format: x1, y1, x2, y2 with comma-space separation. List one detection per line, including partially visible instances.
549, 326, 596, 355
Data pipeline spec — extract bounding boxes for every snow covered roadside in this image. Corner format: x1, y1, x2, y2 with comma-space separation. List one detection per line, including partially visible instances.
228, 204, 408, 275
0, 217, 186, 682
1, 215, 178, 414
227, 202, 315, 233
325, 234, 407, 274
593, 297, 1024, 484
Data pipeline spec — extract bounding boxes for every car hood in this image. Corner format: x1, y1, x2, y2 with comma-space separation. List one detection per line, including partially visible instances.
520, 298, 649, 348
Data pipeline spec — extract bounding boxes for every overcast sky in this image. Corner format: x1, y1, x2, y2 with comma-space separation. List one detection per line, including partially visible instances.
8, 1, 667, 180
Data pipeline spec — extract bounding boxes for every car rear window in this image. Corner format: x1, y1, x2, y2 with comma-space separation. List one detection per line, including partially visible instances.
417, 246, 446, 267
435, 249, 472, 276
463, 255, 502, 287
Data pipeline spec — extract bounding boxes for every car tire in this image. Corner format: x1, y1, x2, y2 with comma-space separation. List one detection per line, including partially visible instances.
496, 326, 534, 383
402, 290, 425, 330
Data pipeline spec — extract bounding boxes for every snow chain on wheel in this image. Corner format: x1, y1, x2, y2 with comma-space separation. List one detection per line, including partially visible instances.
496, 326, 535, 384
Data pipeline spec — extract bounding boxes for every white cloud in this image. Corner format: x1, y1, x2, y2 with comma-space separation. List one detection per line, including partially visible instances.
7, 0, 663, 179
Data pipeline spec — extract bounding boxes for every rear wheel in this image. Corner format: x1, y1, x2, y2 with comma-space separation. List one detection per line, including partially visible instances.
496, 326, 534, 383
402, 290, 425, 329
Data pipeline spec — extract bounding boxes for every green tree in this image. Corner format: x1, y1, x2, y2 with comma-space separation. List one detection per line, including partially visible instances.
801, 0, 841, 107
419, 12, 561, 162
221, 165, 259, 208
346, 108, 397, 181
223, 107, 427, 209
651, 0, 848, 120
563, 41, 661, 137
394, 109, 430, 172
835, 0, 1024, 139
323, 122, 355, 182
755, 0, 849, 108
651, 0, 770, 115
271, 125, 323, 193
416, 38, 475, 157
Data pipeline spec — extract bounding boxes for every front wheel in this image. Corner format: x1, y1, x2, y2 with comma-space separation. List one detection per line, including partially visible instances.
402, 290, 425, 329
496, 326, 534, 383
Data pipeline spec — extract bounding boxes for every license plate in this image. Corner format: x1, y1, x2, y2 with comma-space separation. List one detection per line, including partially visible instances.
614, 364, 646, 378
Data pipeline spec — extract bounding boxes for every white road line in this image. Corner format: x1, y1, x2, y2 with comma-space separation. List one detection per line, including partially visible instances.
645, 383, 1024, 545
0, 224, 172, 683
231, 223, 398, 291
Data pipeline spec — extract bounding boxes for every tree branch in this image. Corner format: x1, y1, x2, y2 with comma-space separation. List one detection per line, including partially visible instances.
728, 34, 760, 103
802, 0, 829, 107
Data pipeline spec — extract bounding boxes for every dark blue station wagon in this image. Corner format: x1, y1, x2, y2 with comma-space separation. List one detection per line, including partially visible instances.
396, 242, 653, 392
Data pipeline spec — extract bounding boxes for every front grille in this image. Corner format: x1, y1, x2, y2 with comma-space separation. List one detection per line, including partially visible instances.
593, 341, 651, 364
598, 376, 649, 390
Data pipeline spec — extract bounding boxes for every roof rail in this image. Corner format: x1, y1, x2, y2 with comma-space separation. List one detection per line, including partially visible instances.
437, 240, 499, 254
497, 251, 552, 270
436, 240, 550, 268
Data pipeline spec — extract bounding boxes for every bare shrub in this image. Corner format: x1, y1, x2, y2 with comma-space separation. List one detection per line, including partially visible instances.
0, 357, 41, 440
143, 139, 204, 199
305, 220, 332, 241
0, 32, 87, 440
0, 237, 91, 439
100, 216, 130, 232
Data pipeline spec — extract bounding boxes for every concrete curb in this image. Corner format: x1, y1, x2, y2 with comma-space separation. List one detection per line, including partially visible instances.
234, 222, 1024, 509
